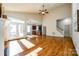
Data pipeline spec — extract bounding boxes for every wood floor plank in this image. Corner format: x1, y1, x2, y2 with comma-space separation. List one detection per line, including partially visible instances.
5, 36, 78, 56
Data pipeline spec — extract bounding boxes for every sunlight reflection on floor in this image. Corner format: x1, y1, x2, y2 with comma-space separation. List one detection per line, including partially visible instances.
9, 41, 23, 56
20, 39, 35, 49
25, 47, 43, 56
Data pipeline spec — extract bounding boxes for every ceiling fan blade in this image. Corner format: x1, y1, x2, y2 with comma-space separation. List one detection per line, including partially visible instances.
46, 11, 48, 13
45, 9, 47, 11
42, 14, 45, 15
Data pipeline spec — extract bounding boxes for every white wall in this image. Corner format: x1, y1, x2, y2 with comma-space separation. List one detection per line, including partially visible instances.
42, 4, 72, 37
6, 11, 42, 25
72, 3, 79, 55
0, 19, 4, 56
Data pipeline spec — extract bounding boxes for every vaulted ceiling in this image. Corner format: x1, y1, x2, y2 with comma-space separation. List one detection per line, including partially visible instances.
3, 3, 65, 13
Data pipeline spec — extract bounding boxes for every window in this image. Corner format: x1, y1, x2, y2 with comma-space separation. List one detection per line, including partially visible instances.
8, 17, 25, 39
18, 24, 24, 36
9, 23, 17, 37
27, 24, 31, 35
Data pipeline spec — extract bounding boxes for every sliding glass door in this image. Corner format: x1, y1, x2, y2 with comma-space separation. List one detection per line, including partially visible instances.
18, 24, 24, 36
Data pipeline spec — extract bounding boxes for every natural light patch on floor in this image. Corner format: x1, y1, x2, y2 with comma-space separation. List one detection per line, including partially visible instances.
20, 39, 35, 49
27, 35, 39, 38
25, 47, 43, 56
9, 41, 23, 56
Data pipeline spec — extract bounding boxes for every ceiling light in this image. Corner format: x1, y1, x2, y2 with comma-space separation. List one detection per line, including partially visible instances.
39, 4, 48, 15
42, 11, 45, 15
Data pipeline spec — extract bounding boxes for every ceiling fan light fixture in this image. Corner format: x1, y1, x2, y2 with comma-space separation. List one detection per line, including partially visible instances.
38, 4, 48, 15
42, 11, 45, 14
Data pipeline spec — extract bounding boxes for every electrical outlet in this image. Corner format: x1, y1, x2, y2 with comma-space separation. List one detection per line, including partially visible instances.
52, 32, 55, 35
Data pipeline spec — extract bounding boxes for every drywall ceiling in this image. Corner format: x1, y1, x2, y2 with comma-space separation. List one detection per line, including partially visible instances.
3, 3, 65, 13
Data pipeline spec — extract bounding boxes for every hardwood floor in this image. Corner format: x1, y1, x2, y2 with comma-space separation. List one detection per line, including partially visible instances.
5, 36, 78, 56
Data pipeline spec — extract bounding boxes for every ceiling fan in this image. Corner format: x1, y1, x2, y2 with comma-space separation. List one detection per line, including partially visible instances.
39, 4, 48, 15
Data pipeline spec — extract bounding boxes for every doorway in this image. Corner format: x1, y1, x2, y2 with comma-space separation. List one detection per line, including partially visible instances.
63, 18, 71, 37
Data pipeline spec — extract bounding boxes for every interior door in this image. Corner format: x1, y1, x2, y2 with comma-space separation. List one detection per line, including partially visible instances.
64, 25, 70, 37
43, 26, 46, 36
38, 25, 42, 35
